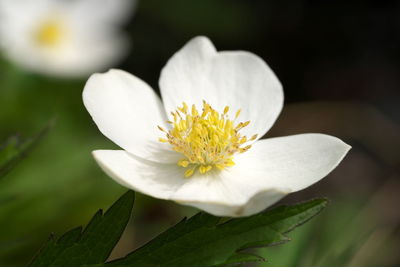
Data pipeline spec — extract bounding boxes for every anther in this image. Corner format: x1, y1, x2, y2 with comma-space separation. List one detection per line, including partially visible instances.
158, 101, 256, 177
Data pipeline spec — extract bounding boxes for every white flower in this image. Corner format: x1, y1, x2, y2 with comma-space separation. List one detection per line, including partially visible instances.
83, 36, 351, 217
0, 0, 134, 77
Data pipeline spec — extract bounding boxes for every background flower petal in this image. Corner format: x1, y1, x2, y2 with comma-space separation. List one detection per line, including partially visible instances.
2, 35, 129, 78
159, 36, 284, 138
0, 0, 133, 77
83, 69, 175, 162
68, 0, 135, 25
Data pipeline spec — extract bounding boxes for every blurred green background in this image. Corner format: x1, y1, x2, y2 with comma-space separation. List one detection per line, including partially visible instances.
1, 1, 400, 266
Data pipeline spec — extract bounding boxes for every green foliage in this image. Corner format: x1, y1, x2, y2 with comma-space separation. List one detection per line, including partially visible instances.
103, 198, 327, 267
30, 191, 326, 267
0, 65, 124, 266
255, 196, 400, 267
29, 191, 135, 267
0, 122, 53, 179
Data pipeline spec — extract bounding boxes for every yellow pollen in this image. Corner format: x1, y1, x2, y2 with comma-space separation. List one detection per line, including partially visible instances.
35, 19, 64, 47
158, 101, 256, 178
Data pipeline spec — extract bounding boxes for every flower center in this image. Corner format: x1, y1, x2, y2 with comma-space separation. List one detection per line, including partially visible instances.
34, 19, 65, 47
158, 101, 257, 178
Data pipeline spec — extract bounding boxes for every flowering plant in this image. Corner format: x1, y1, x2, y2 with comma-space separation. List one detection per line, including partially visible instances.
83, 36, 350, 217
0, 0, 134, 77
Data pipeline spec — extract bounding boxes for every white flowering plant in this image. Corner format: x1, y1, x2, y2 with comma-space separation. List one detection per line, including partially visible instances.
28, 37, 349, 266
0, 0, 134, 77
83, 36, 350, 217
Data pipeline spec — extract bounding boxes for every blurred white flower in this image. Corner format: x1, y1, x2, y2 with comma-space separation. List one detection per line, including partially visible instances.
0, 0, 134, 77
83, 36, 351, 217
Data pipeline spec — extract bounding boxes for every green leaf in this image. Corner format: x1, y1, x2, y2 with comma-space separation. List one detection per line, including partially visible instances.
0, 120, 53, 178
104, 198, 327, 267
28, 191, 135, 267
215, 252, 266, 266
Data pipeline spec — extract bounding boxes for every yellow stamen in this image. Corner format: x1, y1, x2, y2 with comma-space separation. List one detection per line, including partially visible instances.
158, 126, 167, 132
223, 106, 229, 114
34, 19, 65, 47
184, 168, 196, 178
250, 134, 258, 141
178, 159, 190, 167
235, 109, 241, 119
158, 101, 256, 177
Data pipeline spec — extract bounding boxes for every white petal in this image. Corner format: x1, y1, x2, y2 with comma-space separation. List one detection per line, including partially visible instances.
69, 0, 136, 25
93, 150, 288, 217
234, 133, 351, 192
0, 0, 131, 77
0, 0, 52, 21
93, 134, 349, 217
183, 133, 350, 216
83, 69, 175, 162
184, 190, 286, 217
159, 36, 284, 138
47, 34, 129, 77
3, 34, 129, 78
93, 150, 186, 198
